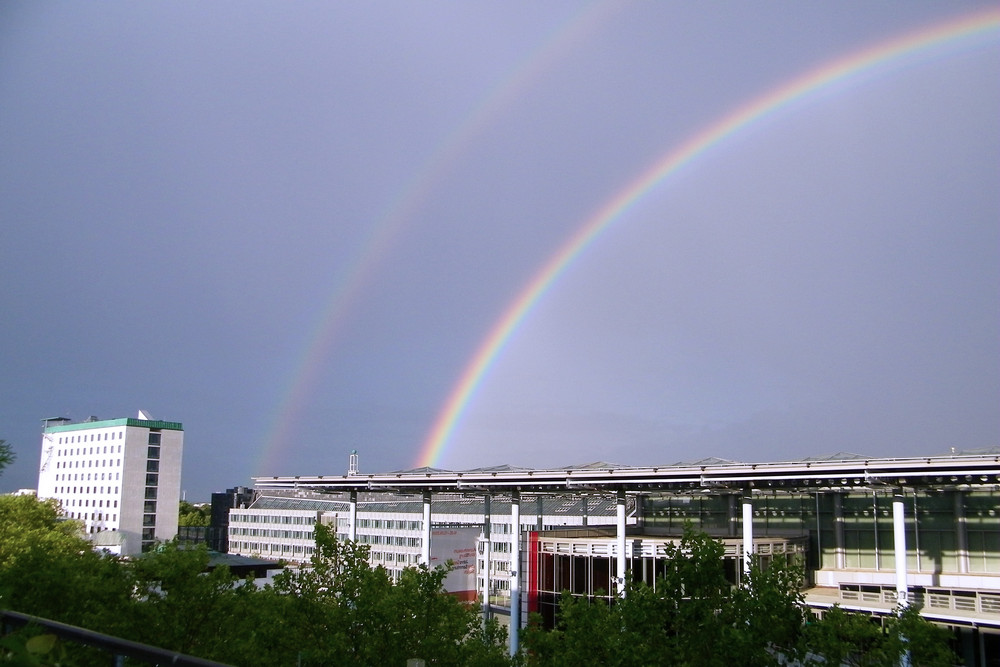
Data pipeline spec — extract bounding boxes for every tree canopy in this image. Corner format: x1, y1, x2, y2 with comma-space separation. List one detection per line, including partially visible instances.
0, 439, 13, 476
523, 527, 958, 667
0, 497, 959, 667
0, 496, 510, 666
177, 500, 211, 526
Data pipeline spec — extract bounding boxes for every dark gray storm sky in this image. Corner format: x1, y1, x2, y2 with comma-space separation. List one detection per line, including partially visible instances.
2, 2, 997, 499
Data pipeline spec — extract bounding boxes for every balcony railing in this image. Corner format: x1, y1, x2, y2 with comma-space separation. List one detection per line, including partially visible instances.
0, 610, 231, 666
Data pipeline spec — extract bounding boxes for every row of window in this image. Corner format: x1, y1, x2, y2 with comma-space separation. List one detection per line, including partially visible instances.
233, 542, 315, 557
55, 485, 120, 496
67, 511, 117, 522
354, 534, 424, 547
55, 472, 121, 483
229, 528, 315, 540
354, 518, 423, 530
63, 498, 118, 509
56, 445, 124, 458
56, 458, 122, 470
57, 432, 123, 445
230, 514, 317, 525
368, 551, 420, 565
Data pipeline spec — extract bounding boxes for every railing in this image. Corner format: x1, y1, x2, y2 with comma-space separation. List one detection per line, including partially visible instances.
838, 586, 1000, 617
0, 610, 231, 666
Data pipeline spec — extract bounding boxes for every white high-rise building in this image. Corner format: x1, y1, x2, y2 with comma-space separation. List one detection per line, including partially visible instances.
37, 411, 183, 555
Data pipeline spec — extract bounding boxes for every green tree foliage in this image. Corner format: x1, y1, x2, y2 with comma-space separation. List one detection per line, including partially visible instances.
523, 528, 754, 667
0, 495, 133, 631
801, 604, 958, 667
2, 498, 957, 667
1, 501, 511, 666
524, 527, 957, 667
177, 500, 211, 526
262, 522, 510, 667
0, 439, 13, 475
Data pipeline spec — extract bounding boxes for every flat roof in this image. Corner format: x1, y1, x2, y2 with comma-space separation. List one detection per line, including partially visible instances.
253, 451, 1000, 495
44, 418, 183, 433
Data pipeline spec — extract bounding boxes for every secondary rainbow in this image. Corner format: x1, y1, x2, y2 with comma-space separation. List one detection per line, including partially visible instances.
415, 8, 1000, 469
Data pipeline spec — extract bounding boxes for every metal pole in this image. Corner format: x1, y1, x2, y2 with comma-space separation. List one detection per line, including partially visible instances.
421, 490, 431, 566
482, 493, 491, 623
617, 489, 627, 597
348, 490, 357, 542
892, 493, 908, 607
742, 493, 753, 579
509, 490, 521, 657
893, 492, 911, 667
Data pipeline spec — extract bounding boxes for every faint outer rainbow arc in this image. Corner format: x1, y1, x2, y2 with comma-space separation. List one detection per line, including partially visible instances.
255, 1, 621, 476
415, 8, 1000, 469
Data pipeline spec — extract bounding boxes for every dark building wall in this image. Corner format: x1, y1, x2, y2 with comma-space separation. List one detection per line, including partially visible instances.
209, 486, 256, 552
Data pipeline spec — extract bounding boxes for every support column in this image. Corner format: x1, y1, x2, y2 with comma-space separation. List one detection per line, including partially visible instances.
814, 492, 823, 569
833, 493, 846, 570
954, 490, 969, 574
617, 489, 627, 597
581, 495, 588, 526
348, 490, 357, 542
509, 490, 521, 657
420, 490, 432, 566
893, 492, 911, 667
892, 492, 908, 608
482, 493, 492, 623
742, 492, 754, 578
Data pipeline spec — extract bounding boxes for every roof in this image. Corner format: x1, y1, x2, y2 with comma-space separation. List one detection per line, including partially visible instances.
44, 417, 183, 432
253, 451, 1000, 495
249, 492, 623, 517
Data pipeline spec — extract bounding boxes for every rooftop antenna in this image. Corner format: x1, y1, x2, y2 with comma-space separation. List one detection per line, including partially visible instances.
348, 449, 359, 476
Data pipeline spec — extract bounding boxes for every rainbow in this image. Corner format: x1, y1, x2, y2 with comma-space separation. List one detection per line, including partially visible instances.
415, 8, 1000, 469
255, 2, 619, 476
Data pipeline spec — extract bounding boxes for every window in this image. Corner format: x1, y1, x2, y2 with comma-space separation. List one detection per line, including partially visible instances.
148, 432, 161, 446
145, 473, 158, 486
147, 446, 160, 459
144, 501, 156, 513
147, 460, 159, 473
144, 487, 157, 500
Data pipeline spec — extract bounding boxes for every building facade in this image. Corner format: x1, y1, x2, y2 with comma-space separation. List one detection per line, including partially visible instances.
253, 451, 1000, 664
227, 490, 631, 604
37, 413, 183, 555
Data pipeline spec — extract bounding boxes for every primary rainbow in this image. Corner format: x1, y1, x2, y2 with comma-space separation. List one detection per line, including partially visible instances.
255, 2, 619, 476
415, 8, 1000, 469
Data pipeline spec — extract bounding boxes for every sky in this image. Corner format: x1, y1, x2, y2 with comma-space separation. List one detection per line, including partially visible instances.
1, 2, 997, 501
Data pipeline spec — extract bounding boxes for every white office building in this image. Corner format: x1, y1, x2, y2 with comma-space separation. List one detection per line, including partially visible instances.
37, 411, 183, 555
227, 490, 630, 603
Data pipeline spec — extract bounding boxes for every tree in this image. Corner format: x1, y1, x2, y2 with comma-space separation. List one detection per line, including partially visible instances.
523, 528, 757, 667
177, 500, 211, 526
0, 439, 13, 476
0, 495, 133, 630
123, 541, 260, 661
731, 553, 809, 665
523, 528, 956, 667
801, 604, 958, 667
263, 522, 510, 667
